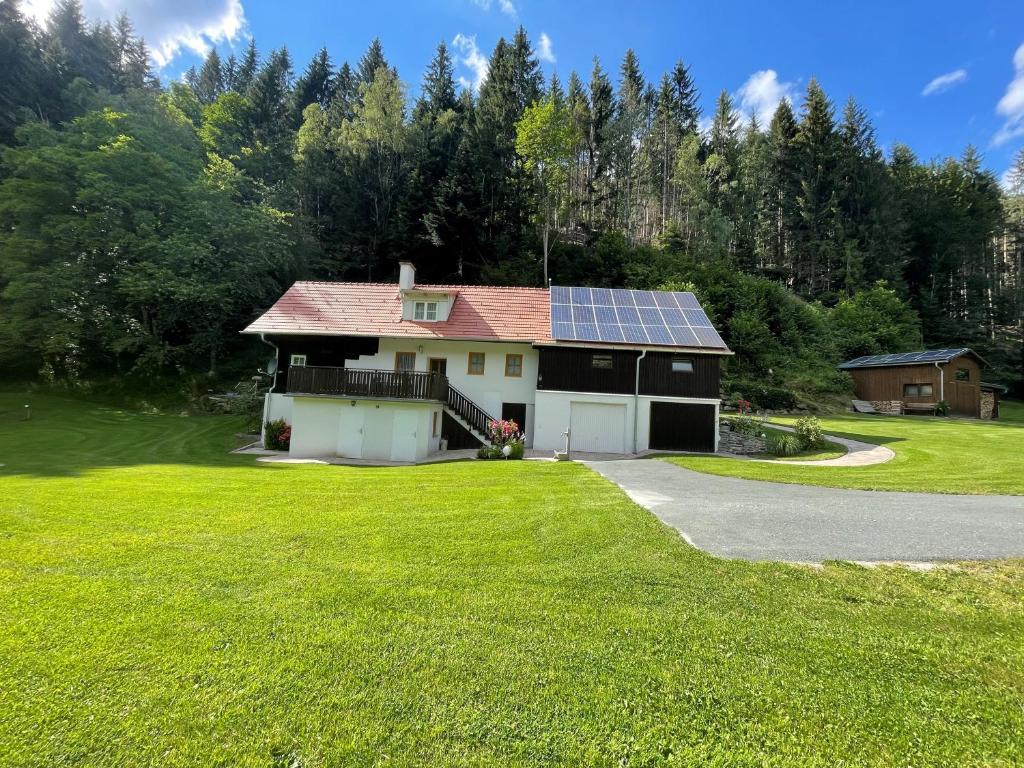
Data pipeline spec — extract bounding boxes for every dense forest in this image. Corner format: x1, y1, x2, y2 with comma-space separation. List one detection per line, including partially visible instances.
1, 0, 1022, 400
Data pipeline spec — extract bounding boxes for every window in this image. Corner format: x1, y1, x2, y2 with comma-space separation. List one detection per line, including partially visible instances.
289, 354, 307, 367
671, 356, 694, 373
468, 352, 485, 375
504, 353, 523, 377
432, 411, 440, 437
413, 301, 438, 321
395, 352, 416, 372
591, 354, 613, 369
903, 383, 934, 398
955, 367, 970, 381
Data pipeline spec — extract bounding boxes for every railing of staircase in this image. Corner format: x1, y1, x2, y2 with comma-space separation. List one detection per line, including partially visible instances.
445, 384, 496, 438
287, 366, 448, 401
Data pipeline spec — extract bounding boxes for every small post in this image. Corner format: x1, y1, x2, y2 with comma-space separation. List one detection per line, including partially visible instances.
24, 404, 31, 421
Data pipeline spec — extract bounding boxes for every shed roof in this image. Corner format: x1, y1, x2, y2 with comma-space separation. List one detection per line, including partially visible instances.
837, 348, 985, 370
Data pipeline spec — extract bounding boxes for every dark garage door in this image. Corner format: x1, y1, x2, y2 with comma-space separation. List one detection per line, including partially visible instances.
649, 402, 716, 452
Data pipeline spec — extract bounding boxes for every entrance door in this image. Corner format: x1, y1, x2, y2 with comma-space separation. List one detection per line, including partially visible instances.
570, 402, 626, 453
428, 358, 447, 376
391, 409, 419, 462
649, 402, 715, 452
501, 402, 527, 433
337, 406, 365, 458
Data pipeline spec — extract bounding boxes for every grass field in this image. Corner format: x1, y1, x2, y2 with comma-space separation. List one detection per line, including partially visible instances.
1, 392, 1023, 766
669, 400, 1024, 495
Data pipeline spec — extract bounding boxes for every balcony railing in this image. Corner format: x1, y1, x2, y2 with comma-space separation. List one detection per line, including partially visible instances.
286, 366, 449, 401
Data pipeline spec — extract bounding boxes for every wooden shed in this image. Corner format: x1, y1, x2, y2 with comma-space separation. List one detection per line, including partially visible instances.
838, 348, 1000, 419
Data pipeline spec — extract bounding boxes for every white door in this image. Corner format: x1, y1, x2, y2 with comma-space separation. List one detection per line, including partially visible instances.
337, 406, 365, 459
362, 409, 393, 460
391, 410, 419, 462
570, 402, 626, 453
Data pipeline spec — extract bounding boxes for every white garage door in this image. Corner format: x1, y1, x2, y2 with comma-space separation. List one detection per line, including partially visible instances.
570, 402, 626, 453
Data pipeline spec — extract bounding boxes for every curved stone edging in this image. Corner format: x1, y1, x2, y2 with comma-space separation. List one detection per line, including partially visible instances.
729, 423, 896, 467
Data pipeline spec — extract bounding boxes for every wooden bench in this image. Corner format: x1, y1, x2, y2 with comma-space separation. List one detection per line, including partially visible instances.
902, 402, 937, 415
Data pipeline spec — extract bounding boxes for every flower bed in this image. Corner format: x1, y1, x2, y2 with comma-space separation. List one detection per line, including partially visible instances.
477, 418, 524, 460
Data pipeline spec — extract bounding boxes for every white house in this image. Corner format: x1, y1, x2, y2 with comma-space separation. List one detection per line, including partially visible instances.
242, 262, 732, 461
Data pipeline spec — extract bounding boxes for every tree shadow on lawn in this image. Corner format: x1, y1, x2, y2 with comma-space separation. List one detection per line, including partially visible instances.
0, 394, 268, 478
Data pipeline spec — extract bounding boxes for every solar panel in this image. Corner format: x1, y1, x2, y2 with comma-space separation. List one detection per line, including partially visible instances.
550, 286, 727, 349
837, 348, 970, 369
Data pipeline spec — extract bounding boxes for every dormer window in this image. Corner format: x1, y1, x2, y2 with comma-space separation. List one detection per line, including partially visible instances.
414, 301, 438, 321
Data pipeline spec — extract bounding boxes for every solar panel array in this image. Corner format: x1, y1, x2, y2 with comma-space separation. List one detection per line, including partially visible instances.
549, 286, 727, 349
838, 348, 969, 369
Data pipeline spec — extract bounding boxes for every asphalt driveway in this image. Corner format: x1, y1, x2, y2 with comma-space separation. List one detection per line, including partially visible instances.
585, 459, 1024, 563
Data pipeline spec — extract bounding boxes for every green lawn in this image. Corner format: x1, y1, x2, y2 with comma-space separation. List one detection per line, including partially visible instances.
669, 400, 1024, 495
1, 393, 1023, 766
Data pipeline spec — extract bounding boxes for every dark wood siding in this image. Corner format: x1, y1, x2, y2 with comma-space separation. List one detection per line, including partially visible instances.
266, 334, 379, 393
639, 352, 719, 398
649, 402, 716, 452
538, 347, 721, 398
537, 348, 639, 394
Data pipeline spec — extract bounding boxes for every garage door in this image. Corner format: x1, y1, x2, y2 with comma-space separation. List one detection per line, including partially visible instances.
649, 402, 715, 452
570, 402, 626, 453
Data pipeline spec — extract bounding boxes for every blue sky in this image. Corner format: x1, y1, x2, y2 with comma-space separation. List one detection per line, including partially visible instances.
24, 0, 1024, 181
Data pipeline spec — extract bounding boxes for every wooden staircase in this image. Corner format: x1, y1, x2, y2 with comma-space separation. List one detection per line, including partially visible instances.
444, 384, 497, 446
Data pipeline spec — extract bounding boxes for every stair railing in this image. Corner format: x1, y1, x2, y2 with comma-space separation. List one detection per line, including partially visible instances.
445, 384, 497, 439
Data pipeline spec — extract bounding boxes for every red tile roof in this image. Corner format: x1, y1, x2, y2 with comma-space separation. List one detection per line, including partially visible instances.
242, 281, 552, 342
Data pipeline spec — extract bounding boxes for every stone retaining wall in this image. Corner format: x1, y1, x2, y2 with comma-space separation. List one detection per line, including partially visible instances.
718, 429, 767, 455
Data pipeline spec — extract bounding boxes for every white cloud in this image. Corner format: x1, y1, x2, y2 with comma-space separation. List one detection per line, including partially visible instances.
22, 0, 247, 68
921, 68, 967, 96
470, 0, 515, 15
536, 32, 555, 64
735, 69, 797, 127
993, 42, 1024, 146
452, 33, 489, 93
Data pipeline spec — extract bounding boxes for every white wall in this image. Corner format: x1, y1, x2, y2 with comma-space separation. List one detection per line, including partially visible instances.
533, 390, 719, 453
289, 396, 440, 461
264, 392, 293, 424
348, 338, 538, 445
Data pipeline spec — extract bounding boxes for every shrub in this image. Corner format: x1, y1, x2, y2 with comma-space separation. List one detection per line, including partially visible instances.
264, 418, 291, 451
729, 379, 799, 411
766, 432, 802, 457
477, 418, 525, 460
936, 400, 950, 416
728, 412, 765, 437
794, 416, 825, 449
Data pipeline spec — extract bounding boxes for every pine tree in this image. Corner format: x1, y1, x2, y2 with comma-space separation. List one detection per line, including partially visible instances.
292, 47, 334, 123
247, 47, 295, 185
328, 62, 357, 123
196, 49, 225, 105
669, 59, 700, 135
765, 99, 800, 277
233, 39, 259, 94
414, 41, 457, 120
794, 78, 839, 296
614, 49, 646, 234
587, 57, 614, 227
565, 70, 591, 230
357, 38, 389, 86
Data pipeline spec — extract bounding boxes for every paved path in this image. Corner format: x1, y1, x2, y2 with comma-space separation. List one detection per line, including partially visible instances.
748, 424, 895, 467
585, 459, 1024, 563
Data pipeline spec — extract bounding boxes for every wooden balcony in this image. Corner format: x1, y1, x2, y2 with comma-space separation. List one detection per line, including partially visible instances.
286, 366, 449, 402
